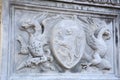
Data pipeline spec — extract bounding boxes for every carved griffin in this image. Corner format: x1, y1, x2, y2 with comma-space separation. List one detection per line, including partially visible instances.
80, 18, 111, 70
17, 13, 55, 72
17, 14, 112, 73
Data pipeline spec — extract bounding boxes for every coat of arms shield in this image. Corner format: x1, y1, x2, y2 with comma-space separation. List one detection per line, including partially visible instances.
51, 19, 86, 69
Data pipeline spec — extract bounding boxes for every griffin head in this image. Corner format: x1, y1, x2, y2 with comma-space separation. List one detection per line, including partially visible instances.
102, 29, 111, 40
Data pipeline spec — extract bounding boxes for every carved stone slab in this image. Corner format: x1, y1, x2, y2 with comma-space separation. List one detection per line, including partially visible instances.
1, 0, 120, 80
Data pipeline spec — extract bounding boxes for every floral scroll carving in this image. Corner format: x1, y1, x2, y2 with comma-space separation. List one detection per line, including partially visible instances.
17, 13, 111, 73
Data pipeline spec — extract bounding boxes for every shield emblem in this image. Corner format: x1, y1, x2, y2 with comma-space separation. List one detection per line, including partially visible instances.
51, 19, 86, 69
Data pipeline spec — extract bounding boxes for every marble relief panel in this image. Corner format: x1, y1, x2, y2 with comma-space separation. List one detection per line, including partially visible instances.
13, 9, 114, 74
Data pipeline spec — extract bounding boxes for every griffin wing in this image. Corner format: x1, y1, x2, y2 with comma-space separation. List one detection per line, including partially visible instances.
86, 34, 98, 50
78, 17, 99, 50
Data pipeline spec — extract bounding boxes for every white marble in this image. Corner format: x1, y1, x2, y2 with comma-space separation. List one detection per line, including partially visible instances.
1, 0, 120, 80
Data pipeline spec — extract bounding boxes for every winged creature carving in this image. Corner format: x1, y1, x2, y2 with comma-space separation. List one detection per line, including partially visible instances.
17, 13, 55, 72
79, 17, 111, 70
17, 14, 112, 72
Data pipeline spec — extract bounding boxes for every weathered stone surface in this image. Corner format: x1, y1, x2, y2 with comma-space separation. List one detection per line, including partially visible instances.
51, 19, 85, 69
1, 0, 120, 80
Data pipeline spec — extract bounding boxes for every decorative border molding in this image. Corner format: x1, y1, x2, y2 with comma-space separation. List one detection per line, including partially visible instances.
1, 0, 120, 80
75, 0, 120, 5
10, 0, 120, 9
